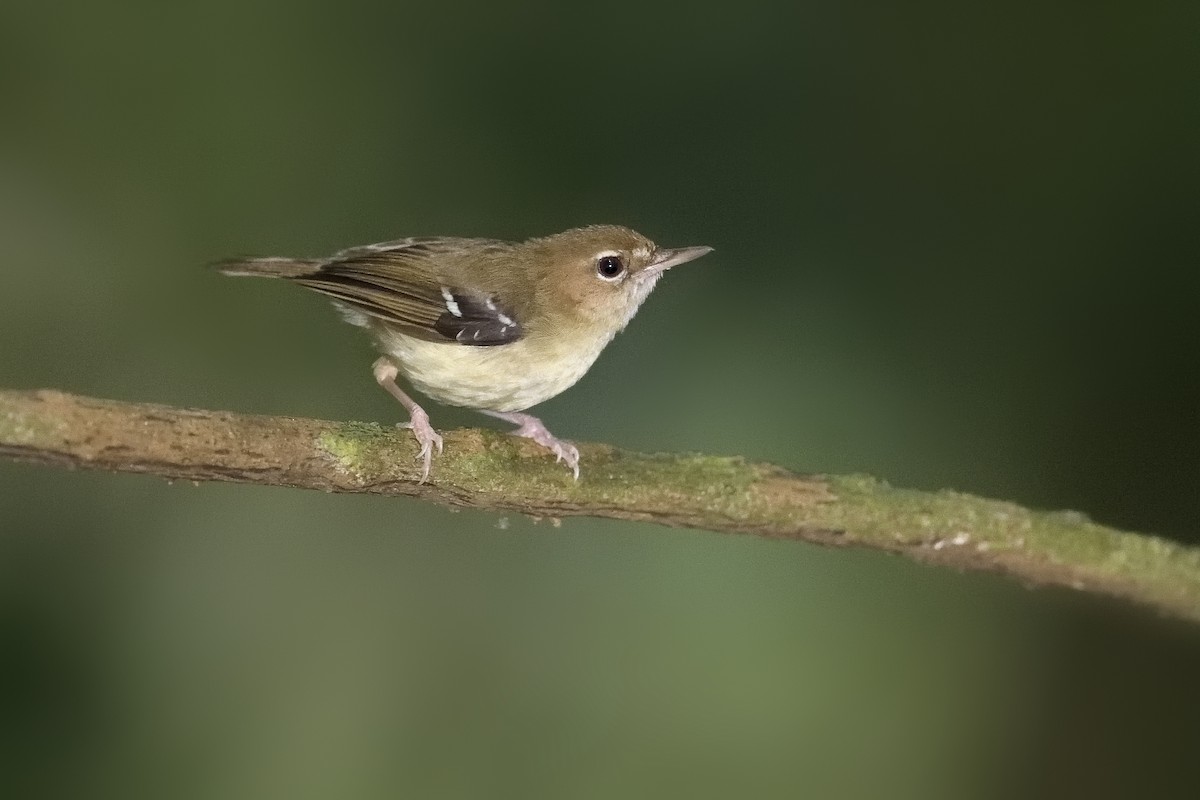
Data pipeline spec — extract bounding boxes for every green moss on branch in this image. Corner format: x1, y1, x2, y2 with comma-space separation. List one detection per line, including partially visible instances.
3, 388, 1198, 622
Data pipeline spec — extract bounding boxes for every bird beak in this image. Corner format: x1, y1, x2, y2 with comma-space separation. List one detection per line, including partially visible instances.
646, 245, 713, 275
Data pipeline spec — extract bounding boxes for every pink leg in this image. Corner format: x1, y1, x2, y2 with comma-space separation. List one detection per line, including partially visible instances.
481, 410, 580, 480
373, 357, 443, 484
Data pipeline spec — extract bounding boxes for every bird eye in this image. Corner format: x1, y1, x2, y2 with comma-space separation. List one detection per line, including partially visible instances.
596, 254, 625, 280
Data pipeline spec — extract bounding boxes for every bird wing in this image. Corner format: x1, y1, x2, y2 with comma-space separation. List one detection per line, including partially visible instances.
292, 238, 525, 346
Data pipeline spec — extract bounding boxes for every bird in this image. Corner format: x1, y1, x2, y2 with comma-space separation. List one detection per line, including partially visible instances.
215, 224, 712, 482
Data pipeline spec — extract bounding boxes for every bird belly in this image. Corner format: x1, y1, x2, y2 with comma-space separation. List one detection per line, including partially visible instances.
378, 330, 610, 412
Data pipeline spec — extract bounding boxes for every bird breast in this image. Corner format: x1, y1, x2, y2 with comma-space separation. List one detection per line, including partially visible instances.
376, 327, 615, 412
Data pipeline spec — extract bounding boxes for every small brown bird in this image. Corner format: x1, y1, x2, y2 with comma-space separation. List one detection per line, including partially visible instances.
216, 225, 711, 482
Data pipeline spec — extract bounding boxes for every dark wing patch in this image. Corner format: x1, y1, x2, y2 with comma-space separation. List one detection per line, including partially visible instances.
433, 291, 522, 346
286, 238, 523, 346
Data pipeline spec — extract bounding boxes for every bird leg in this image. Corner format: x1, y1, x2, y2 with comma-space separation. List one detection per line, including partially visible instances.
372, 357, 443, 484
481, 410, 580, 480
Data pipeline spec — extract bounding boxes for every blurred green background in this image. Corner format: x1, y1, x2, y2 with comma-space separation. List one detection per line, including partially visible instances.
2, 1, 1198, 797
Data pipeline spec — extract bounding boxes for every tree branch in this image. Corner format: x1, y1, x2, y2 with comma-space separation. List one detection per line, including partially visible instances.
2, 388, 1197, 621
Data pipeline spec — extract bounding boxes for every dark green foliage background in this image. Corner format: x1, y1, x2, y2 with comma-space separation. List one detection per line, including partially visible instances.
2, 2, 1197, 797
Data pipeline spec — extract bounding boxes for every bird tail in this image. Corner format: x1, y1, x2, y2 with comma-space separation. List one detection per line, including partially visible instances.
212, 257, 320, 279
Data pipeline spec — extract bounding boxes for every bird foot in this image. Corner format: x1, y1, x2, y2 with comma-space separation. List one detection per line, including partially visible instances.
397, 406, 443, 484
487, 412, 579, 480
374, 356, 444, 484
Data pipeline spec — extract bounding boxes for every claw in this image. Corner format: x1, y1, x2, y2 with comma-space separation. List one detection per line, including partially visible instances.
397, 408, 443, 484
373, 357, 444, 484
481, 410, 580, 480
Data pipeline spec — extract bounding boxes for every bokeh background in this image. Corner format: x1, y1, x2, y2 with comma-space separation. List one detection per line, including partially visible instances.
2, 1, 1198, 797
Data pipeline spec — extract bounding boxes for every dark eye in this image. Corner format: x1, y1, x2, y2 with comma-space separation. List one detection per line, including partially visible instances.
596, 254, 625, 280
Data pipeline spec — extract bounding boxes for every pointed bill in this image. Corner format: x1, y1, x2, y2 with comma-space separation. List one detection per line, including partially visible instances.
646, 245, 713, 275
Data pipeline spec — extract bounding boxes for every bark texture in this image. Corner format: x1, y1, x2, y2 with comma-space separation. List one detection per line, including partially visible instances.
3, 389, 1197, 621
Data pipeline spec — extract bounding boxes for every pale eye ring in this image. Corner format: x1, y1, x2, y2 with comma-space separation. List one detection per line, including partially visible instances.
596, 254, 625, 280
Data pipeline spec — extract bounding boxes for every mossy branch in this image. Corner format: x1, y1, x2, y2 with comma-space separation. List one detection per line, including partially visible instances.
2, 388, 1198, 621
